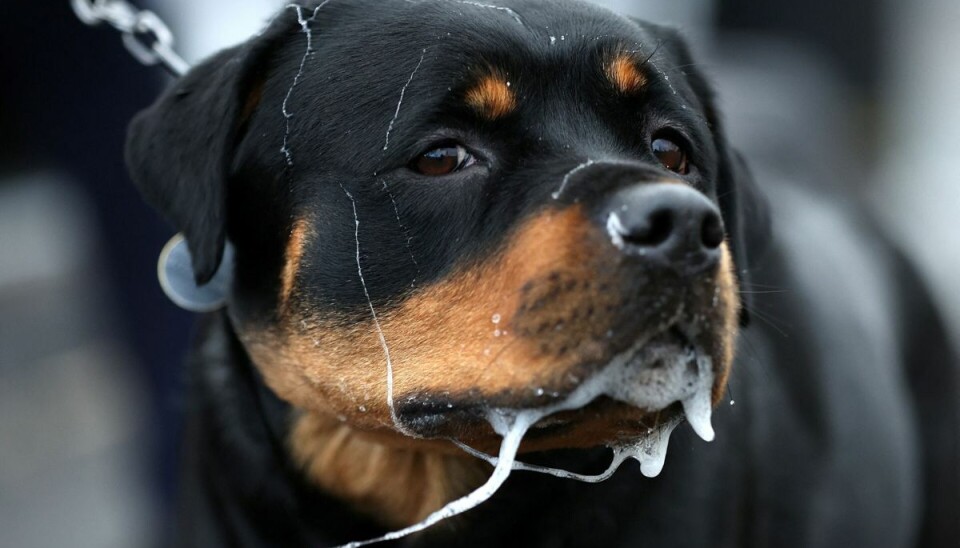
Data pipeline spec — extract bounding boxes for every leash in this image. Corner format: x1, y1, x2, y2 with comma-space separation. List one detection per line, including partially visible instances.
72, 0, 234, 312
70, 0, 189, 76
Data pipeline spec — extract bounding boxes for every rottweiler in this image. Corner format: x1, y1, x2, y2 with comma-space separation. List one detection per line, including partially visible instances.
124, 0, 960, 546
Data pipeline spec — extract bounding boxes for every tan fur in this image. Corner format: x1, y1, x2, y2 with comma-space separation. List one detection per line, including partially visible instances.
290, 413, 487, 527
710, 245, 740, 403
280, 218, 309, 309
465, 75, 517, 119
607, 54, 648, 94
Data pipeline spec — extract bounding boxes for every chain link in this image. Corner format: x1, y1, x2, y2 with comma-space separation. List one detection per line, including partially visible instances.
70, 0, 189, 76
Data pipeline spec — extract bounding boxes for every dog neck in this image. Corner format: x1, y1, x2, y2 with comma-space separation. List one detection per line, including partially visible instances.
289, 412, 488, 527
199, 312, 487, 529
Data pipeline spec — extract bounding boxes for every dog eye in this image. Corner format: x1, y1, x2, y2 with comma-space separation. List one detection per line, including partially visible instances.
651, 136, 690, 175
411, 144, 477, 176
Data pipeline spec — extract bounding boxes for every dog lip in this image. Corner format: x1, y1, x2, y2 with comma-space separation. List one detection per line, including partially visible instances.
396, 324, 703, 440
521, 398, 685, 441
395, 395, 490, 436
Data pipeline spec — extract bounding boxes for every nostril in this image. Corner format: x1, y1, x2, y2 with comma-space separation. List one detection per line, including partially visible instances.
700, 213, 724, 250
623, 209, 673, 247
604, 184, 724, 262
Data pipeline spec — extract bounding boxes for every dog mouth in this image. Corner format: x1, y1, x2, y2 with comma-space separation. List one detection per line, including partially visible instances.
398, 325, 717, 447
526, 329, 704, 432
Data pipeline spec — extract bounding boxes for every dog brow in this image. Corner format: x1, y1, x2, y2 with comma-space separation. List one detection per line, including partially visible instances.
606, 53, 648, 94
465, 73, 517, 120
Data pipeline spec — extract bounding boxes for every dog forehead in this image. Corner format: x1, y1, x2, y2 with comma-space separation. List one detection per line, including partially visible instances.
240, 0, 705, 181
348, 0, 644, 39
260, 0, 664, 151
280, 0, 655, 82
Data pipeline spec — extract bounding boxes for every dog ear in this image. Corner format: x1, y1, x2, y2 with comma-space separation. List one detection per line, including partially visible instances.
125, 39, 273, 284
644, 24, 770, 325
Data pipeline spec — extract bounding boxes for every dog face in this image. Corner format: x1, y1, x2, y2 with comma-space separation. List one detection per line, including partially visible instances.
127, 0, 765, 454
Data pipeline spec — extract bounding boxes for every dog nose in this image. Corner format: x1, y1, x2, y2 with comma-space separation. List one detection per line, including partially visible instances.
604, 183, 724, 274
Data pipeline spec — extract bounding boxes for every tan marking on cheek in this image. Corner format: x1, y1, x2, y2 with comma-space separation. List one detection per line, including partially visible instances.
465, 75, 517, 119
241, 206, 607, 430
710, 244, 740, 404
289, 413, 486, 528
280, 218, 309, 308
607, 54, 648, 94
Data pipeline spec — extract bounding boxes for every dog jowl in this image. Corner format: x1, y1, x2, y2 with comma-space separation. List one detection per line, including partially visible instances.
126, 0, 761, 533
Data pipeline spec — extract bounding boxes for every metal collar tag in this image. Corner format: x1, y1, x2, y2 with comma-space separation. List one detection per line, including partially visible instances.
157, 234, 233, 312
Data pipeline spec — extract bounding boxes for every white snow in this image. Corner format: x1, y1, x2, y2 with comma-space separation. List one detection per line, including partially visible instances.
281, 2, 331, 165
606, 212, 627, 250
455, 1, 525, 26
339, 184, 414, 437
383, 50, 427, 151
552, 159, 596, 200
336, 411, 536, 548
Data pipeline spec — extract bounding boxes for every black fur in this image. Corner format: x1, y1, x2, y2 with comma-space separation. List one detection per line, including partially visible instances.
125, 0, 959, 546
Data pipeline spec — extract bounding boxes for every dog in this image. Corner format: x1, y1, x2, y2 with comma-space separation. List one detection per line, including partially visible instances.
124, 0, 960, 546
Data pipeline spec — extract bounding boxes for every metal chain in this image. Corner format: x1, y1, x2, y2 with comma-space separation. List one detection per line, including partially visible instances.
70, 0, 189, 76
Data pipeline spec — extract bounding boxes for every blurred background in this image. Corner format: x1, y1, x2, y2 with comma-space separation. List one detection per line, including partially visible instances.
0, 0, 956, 546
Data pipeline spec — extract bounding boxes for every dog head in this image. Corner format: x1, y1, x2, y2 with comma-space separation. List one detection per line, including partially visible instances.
127, 0, 767, 457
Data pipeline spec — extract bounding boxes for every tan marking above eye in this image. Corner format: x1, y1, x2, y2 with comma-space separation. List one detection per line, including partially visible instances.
465, 75, 517, 119
607, 54, 648, 94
